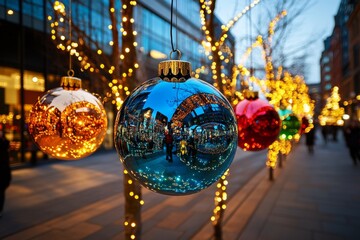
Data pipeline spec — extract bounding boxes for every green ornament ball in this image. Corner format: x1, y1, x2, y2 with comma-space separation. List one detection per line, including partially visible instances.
279, 114, 301, 140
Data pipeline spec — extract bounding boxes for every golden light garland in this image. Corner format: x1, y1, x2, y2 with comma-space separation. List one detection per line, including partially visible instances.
266, 140, 279, 169
211, 169, 229, 226
123, 169, 144, 240
279, 139, 291, 155
266, 139, 291, 172
234, 10, 315, 174
239, 35, 263, 65
235, 10, 314, 120
199, 0, 262, 99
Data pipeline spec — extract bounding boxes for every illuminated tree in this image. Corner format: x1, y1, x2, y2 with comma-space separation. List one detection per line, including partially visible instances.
211, 169, 229, 239
236, 10, 315, 180
319, 86, 345, 126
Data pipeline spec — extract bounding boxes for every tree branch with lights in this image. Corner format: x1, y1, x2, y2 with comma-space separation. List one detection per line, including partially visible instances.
235, 9, 314, 180
198, 0, 262, 102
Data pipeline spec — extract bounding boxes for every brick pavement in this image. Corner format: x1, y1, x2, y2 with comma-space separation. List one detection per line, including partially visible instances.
0, 130, 359, 240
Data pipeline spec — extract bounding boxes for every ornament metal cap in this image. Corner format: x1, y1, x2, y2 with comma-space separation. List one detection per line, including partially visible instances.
158, 60, 192, 82
242, 89, 259, 100
61, 76, 82, 90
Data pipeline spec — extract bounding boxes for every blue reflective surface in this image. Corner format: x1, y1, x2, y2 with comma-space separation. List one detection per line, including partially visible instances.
114, 77, 238, 195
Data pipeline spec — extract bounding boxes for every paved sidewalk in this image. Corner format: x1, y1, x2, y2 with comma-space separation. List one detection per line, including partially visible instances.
238, 133, 360, 240
1, 131, 359, 240
0, 145, 266, 239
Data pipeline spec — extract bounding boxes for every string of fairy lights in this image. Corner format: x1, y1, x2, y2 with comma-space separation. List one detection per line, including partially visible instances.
263, 10, 287, 83
211, 169, 229, 226
198, 0, 262, 99
123, 169, 144, 240
198, 1, 265, 229
50, 1, 139, 110
111, 0, 139, 109
232, 9, 315, 171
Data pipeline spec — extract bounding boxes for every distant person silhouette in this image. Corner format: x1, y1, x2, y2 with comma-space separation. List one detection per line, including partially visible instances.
164, 132, 173, 162
305, 126, 316, 154
321, 126, 328, 145
187, 136, 197, 164
344, 121, 360, 165
331, 125, 338, 142
0, 130, 11, 218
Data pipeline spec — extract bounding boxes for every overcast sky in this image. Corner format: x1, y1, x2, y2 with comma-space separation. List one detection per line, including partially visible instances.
215, 0, 341, 84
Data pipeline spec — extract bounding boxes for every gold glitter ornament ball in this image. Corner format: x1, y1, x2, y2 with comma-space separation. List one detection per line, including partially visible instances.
28, 76, 108, 160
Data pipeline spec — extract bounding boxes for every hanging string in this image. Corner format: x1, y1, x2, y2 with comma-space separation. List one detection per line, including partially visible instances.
176, 0, 178, 50
170, 0, 180, 58
170, 0, 175, 52
249, 0, 253, 75
67, 0, 74, 77
249, 0, 254, 89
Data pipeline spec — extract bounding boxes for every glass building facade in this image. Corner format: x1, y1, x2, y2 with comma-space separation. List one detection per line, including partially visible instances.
0, 0, 234, 165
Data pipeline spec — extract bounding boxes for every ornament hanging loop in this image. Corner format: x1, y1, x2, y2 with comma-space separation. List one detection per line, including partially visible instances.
169, 49, 182, 60
67, 69, 74, 77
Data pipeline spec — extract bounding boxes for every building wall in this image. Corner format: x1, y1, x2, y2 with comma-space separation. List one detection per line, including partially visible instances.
320, 0, 360, 122
347, 1, 360, 120
320, 36, 333, 109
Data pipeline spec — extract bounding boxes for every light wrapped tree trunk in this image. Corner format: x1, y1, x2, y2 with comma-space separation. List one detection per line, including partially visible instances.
124, 170, 142, 239
211, 170, 229, 240
116, 1, 143, 239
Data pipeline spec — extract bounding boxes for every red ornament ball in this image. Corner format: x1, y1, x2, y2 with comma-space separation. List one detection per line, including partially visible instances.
235, 97, 281, 151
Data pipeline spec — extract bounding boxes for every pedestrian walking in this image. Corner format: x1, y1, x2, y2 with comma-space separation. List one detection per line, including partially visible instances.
164, 131, 173, 162
344, 121, 360, 165
331, 125, 338, 142
321, 125, 328, 145
0, 130, 11, 218
305, 126, 316, 154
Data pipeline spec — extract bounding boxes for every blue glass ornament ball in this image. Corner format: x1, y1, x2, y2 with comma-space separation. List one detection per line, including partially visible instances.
114, 61, 238, 195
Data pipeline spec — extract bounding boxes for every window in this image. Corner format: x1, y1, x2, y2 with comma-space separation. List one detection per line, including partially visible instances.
325, 83, 332, 90
0, 67, 46, 164
1, 0, 20, 23
321, 56, 330, 64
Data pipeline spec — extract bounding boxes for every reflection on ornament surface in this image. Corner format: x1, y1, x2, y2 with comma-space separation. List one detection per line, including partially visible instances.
278, 108, 292, 118
235, 98, 281, 151
28, 80, 107, 160
279, 114, 300, 140
114, 61, 237, 195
